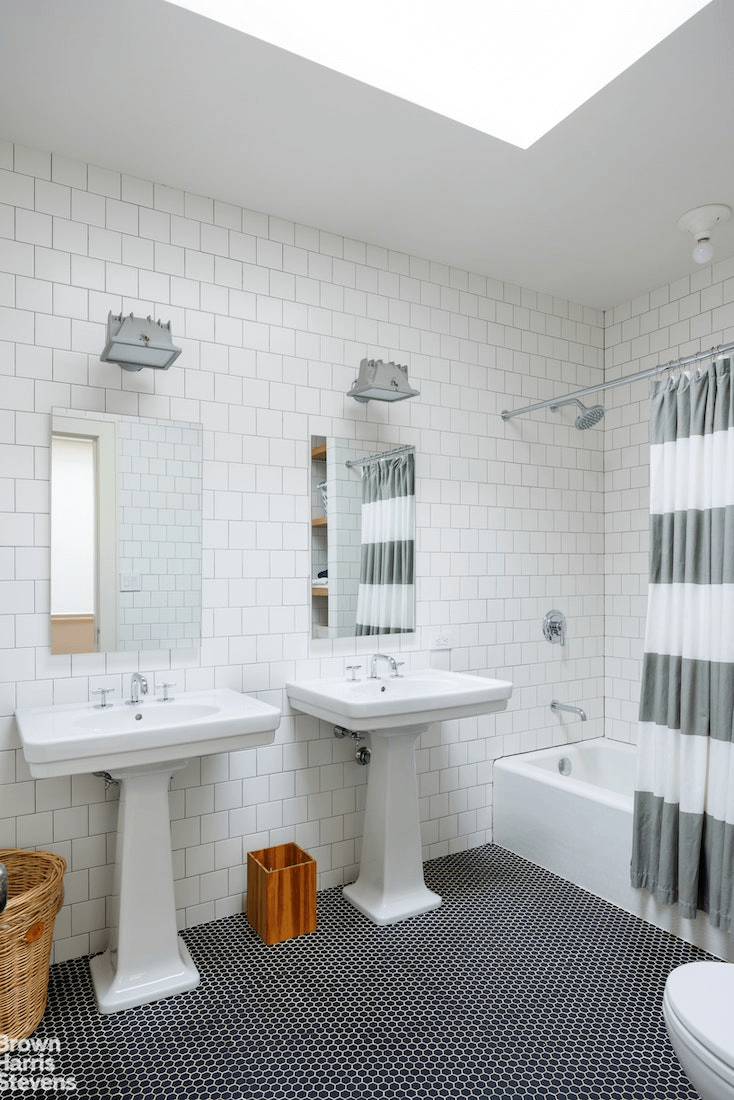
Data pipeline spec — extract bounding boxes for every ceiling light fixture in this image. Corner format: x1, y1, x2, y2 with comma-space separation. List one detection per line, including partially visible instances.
168, 0, 711, 149
100, 312, 182, 372
677, 204, 731, 265
347, 359, 419, 403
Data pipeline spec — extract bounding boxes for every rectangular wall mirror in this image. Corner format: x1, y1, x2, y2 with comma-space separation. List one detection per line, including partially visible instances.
311, 436, 415, 640
51, 408, 203, 654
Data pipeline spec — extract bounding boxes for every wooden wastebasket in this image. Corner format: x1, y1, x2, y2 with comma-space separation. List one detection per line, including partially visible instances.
246, 843, 316, 945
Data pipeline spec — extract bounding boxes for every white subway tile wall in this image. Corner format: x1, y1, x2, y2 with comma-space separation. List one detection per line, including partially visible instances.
116, 415, 203, 649
1, 139, 612, 964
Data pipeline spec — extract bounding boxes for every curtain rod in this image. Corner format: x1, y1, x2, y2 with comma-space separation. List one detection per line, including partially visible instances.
500, 341, 734, 422
345, 444, 415, 468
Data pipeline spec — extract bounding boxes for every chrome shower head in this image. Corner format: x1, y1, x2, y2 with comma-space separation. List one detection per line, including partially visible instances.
550, 397, 605, 430
572, 399, 604, 430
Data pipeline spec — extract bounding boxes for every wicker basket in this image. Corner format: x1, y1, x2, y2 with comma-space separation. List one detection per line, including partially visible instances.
0, 848, 66, 1045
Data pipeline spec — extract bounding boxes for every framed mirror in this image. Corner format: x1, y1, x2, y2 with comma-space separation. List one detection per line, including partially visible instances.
311, 436, 415, 640
50, 408, 203, 654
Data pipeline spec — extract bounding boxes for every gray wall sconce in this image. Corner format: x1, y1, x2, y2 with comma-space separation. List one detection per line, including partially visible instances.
100, 312, 182, 372
347, 358, 419, 403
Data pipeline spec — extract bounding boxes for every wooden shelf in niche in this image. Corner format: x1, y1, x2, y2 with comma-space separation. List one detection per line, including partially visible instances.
311, 516, 327, 527
311, 443, 327, 461
312, 587, 328, 597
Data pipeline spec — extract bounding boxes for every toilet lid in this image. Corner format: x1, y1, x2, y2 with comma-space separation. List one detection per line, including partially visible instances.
666, 962, 734, 1066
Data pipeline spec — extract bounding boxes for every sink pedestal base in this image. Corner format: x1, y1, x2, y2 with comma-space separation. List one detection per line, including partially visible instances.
343, 724, 441, 926
89, 762, 200, 1014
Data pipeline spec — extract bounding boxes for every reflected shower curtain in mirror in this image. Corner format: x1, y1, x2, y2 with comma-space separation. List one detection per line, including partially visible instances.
631, 359, 734, 930
355, 452, 415, 636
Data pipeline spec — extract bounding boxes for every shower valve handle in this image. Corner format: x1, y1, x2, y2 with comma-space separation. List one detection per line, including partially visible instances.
543, 610, 566, 646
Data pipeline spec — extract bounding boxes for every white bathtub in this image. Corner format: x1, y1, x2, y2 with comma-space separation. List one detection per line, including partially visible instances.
493, 737, 732, 961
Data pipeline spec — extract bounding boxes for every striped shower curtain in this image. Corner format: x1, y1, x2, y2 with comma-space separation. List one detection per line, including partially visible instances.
354, 452, 415, 636
631, 358, 734, 930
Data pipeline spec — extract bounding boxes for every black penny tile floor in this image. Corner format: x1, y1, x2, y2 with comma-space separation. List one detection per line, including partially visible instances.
27, 845, 709, 1098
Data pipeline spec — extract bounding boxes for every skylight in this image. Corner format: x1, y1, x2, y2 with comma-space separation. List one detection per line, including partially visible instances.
167, 0, 711, 149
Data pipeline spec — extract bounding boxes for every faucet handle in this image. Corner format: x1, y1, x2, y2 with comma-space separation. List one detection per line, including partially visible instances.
92, 687, 115, 709
394, 662, 406, 678
345, 665, 361, 682
158, 681, 176, 702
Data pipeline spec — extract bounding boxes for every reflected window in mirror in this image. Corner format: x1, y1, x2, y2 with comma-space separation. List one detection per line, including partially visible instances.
50, 434, 97, 654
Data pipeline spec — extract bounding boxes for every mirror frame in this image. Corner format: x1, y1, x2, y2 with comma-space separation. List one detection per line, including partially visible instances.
50, 407, 203, 655
310, 435, 416, 640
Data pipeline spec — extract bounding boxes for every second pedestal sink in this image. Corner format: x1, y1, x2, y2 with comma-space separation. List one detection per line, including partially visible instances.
286, 667, 512, 926
15, 688, 281, 1014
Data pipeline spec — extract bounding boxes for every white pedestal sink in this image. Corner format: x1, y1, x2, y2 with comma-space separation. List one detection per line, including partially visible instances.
343, 722, 439, 924
15, 688, 281, 1013
89, 759, 199, 1013
286, 668, 512, 925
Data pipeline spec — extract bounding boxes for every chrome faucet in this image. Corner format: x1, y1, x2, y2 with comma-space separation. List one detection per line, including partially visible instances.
369, 653, 398, 679
128, 672, 148, 705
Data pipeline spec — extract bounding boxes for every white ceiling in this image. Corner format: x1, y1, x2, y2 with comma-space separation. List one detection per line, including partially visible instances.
1, 0, 733, 310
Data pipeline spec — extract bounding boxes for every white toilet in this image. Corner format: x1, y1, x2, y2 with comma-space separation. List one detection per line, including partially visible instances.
663, 961, 734, 1099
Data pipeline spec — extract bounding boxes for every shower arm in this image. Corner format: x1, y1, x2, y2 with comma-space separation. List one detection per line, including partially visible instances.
500, 340, 734, 422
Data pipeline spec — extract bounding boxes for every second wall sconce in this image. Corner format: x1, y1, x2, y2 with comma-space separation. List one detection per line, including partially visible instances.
347, 358, 419, 403
100, 312, 182, 372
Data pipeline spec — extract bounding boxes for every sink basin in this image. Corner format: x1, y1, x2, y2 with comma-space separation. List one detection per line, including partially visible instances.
15, 688, 280, 778
286, 668, 513, 730
73, 703, 216, 731
287, 667, 512, 927
14, 687, 281, 1016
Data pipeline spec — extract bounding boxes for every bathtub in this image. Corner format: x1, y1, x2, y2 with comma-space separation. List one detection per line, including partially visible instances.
493, 737, 732, 961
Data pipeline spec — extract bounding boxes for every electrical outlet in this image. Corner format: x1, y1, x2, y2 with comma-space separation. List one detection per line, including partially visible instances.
430, 631, 453, 650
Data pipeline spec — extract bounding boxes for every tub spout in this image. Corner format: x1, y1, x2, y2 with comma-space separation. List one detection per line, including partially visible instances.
550, 699, 587, 721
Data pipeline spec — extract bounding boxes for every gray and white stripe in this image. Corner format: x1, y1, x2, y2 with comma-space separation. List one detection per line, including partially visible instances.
631, 359, 734, 929
355, 452, 415, 636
